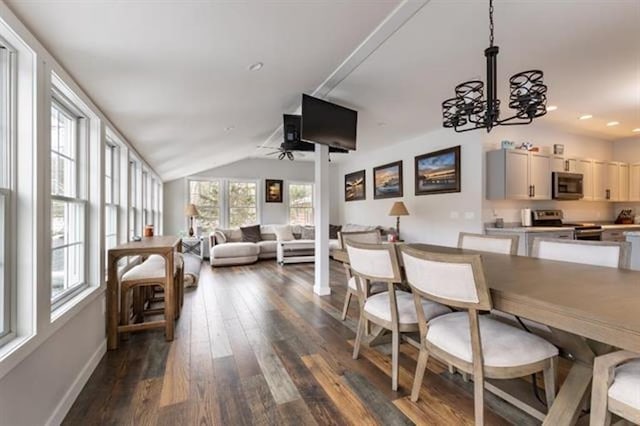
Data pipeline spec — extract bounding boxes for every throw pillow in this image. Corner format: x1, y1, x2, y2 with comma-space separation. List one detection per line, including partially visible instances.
301, 226, 315, 240
273, 225, 295, 241
240, 225, 262, 243
329, 224, 342, 239
214, 230, 227, 245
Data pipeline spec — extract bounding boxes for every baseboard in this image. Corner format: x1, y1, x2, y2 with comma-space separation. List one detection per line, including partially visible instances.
45, 339, 107, 426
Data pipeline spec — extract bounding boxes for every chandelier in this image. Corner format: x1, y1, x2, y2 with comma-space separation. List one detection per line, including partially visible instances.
442, 0, 548, 133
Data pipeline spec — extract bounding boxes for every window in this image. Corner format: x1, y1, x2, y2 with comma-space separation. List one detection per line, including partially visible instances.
128, 159, 139, 238
189, 180, 220, 234
51, 99, 87, 305
228, 181, 258, 228
289, 183, 314, 225
0, 43, 11, 342
104, 141, 118, 269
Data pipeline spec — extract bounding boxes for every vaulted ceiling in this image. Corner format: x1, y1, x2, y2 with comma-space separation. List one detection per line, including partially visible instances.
6, 0, 640, 180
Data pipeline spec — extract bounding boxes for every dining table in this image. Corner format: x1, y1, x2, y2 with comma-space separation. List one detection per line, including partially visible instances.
106, 235, 182, 350
332, 243, 640, 426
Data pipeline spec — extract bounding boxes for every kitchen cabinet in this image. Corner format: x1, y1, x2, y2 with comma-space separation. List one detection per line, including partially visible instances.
551, 157, 578, 173
486, 149, 551, 200
606, 162, 620, 201
630, 163, 640, 201
602, 229, 627, 242
593, 161, 607, 201
575, 159, 594, 200
619, 163, 629, 201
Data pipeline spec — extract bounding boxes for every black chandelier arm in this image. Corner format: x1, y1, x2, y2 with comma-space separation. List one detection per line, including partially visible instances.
453, 123, 489, 133
496, 114, 534, 126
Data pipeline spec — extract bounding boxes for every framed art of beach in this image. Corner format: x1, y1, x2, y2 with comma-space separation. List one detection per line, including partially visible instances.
414, 146, 461, 195
373, 161, 403, 199
345, 170, 366, 201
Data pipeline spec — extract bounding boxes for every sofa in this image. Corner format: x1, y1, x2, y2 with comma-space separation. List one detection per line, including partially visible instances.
208, 223, 390, 267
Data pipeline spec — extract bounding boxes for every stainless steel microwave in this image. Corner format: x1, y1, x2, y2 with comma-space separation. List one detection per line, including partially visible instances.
552, 172, 584, 200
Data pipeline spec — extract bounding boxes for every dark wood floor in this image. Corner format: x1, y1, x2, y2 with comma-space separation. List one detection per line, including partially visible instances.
64, 260, 541, 425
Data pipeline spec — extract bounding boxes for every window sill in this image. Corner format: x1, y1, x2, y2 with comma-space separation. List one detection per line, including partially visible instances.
0, 284, 105, 381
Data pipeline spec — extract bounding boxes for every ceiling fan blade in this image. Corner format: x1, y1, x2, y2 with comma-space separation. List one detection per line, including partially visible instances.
278, 152, 286, 161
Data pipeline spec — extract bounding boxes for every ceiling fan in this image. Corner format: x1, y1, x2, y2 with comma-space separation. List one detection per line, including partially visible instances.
258, 143, 295, 161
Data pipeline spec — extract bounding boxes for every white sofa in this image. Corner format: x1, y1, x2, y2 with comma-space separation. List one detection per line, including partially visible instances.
208, 223, 388, 267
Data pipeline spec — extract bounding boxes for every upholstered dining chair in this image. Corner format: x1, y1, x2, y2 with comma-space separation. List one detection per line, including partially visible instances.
340, 230, 384, 321
458, 232, 519, 255
590, 351, 640, 425
531, 238, 631, 269
346, 241, 451, 391
399, 245, 559, 426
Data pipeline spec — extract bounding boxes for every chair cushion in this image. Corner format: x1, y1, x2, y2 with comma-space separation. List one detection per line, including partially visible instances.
348, 277, 387, 293
122, 259, 167, 282
426, 312, 558, 368
212, 242, 259, 259
609, 359, 640, 409
363, 291, 451, 324
241, 224, 262, 243
257, 240, 278, 253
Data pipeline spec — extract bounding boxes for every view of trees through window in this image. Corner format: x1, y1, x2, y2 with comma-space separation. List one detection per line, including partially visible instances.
229, 181, 257, 228
289, 183, 313, 225
189, 180, 220, 234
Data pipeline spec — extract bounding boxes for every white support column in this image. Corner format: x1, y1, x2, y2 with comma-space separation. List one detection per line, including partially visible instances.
314, 144, 330, 295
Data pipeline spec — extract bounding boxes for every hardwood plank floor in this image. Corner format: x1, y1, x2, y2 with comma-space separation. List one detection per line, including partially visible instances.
63, 260, 539, 425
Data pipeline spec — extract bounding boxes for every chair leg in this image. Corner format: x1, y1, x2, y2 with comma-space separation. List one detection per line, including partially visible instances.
341, 292, 352, 321
411, 348, 429, 402
119, 285, 129, 341
352, 313, 366, 360
392, 330, 400, 391
543, 357, 557, 408
474, 373, 484, 426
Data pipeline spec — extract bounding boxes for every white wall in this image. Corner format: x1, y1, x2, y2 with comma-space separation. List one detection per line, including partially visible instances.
333, 128, 484, 247
482, 122, 615, 224
163, 157, 330, 236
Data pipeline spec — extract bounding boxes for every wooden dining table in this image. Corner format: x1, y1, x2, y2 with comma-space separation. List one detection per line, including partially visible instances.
106, 235, 182, 350
332, 243, 640, 426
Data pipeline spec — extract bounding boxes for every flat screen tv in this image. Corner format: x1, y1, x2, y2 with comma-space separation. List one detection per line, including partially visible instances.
283, 114, 348, 153
301, 94, 357, 151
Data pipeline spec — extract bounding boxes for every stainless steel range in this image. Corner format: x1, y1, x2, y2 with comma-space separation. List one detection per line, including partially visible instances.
531, 209, 603, 241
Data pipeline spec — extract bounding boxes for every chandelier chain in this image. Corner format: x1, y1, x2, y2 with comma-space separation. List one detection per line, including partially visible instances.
489, 0, 494, 47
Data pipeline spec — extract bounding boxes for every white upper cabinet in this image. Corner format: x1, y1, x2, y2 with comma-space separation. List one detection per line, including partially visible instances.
575, 159, 594, 200
551, 157, 578, 173
619, 163, 629, 202
630, 163, 640, 202
486, 149, 551, 200
606, 162, 619, 201
593, 161, 607, 201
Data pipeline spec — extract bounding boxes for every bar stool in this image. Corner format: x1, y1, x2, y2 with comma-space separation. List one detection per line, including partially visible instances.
119, 252, 183, 340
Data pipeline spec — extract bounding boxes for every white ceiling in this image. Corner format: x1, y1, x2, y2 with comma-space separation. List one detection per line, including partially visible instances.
6, 0, 640, 178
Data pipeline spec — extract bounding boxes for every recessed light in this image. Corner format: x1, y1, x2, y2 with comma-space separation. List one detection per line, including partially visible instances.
633, 128, 640, 133
546, 105, 558, 111
248, 62, 264, 71
579, 114, 593, 120
606, 121, 620, 127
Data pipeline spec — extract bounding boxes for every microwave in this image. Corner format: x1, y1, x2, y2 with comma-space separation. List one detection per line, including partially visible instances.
552, 172, 584, 200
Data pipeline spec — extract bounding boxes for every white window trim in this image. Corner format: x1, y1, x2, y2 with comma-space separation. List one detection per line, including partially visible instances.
287, 181, 315, 226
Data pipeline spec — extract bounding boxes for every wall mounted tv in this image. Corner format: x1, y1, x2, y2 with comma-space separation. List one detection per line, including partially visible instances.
283, 114, 348, 153
300, 94, 357, 151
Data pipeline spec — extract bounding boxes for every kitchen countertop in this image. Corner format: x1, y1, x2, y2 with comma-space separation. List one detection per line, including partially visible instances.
486, 224, 640, 233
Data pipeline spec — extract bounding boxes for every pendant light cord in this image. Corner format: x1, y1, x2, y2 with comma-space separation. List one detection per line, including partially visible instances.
489, 0, 494, 47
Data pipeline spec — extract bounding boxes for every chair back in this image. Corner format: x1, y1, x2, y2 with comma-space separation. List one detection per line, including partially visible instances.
531, 238, 631, 269
340, 230, 381, 249
345, 240, 401, 283
458, 232, 518, 255
399, 245, 491, 311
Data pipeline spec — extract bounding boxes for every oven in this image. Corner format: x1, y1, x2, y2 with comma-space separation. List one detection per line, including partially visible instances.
552, 172, 584, 200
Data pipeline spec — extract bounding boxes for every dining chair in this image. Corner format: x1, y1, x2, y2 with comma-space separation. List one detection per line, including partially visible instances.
399, 245, 559, 426
458, 232, 519, 255
590, 351, 640, 425
346, 241, 451, 391
531, 238, 631, 269
340, 230, 384, 321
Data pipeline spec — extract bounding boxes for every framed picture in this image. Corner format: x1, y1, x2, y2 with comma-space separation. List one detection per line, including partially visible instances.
373, 160, 403, 199
265, 179, 283, 203
344, 170, 366, 201
414, 145, 461, 196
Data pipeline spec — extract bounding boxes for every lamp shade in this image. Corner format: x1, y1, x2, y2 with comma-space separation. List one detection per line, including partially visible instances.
184, 203, 199, 217
388, 201, 409, 216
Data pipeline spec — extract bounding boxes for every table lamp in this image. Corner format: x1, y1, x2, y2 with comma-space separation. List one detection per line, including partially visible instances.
184, 203, 200, 237
388, 201, 409, 240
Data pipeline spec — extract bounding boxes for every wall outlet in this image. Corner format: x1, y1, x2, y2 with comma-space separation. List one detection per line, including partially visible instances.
450, 211, 460, 219
465, 211, 475, 220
